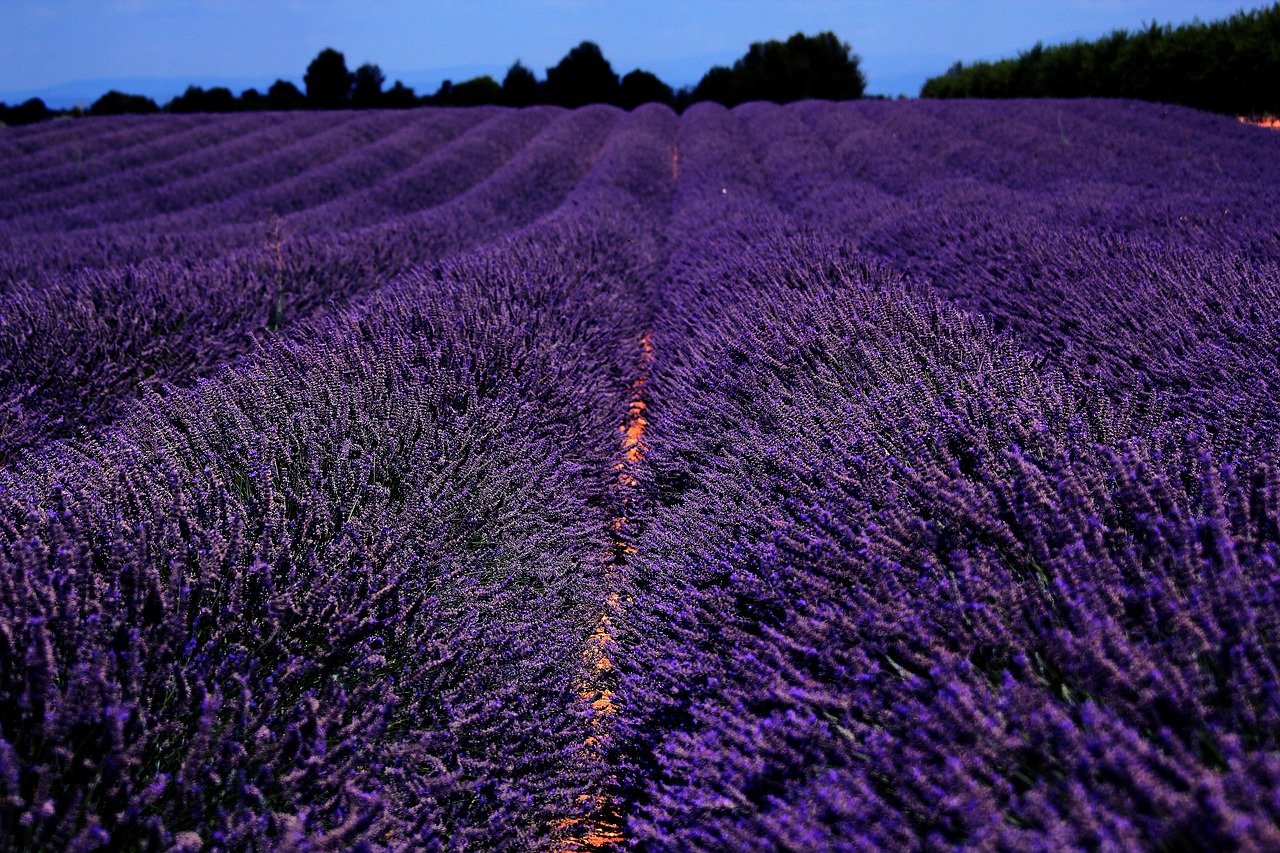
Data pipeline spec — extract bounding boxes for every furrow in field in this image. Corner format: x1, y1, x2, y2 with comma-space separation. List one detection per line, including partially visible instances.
2, 98, 1280, 852
0, 108, 564, 282
1, 112, 388, 230
0, 112, 297, 211
0, 113, 215, 184
555, 330, 651, 853
7, 109, 488, 241
0, 221, 641, 848
0, 107, 623, 466
0, 112, 349, 224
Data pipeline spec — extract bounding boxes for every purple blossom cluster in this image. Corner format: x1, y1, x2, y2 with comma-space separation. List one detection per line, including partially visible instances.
2, 99, 1279, 848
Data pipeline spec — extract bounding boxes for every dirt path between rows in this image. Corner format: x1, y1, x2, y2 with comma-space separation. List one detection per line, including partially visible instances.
555, 330, 653, 850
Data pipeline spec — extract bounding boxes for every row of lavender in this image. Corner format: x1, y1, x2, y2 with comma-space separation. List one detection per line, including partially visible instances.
740, 99, 1280, 446
0, 107, 623, 464
611, 102, 1280, 848
6, 100, 1272, 469
0, 106, 675, 848
1, 99, 1279, 847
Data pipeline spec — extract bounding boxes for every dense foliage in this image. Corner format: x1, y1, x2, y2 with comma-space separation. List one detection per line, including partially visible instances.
1, 99, 1279, 848
2, 33, 867, 125
0, 98, 54, 127
921, 3, 1280, 116
88, 90, 161, 117
692, 32, 866, 106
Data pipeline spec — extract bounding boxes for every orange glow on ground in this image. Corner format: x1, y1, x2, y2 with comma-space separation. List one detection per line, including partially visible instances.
1240, 115, 1280, 130
555, 332, 653, 851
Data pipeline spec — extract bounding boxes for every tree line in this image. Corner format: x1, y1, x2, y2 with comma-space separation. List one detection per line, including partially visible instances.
1, 33, 865, 125
920, 2, 1280, 116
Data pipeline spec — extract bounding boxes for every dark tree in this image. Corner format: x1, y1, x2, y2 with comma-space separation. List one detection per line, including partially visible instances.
352, 63, 386, 109
166, 85, 237, 113
89, 91, 160, 116
618, 69, 674, 109
0, 97, 54, 126
266, 79, 305, 110
544, 42, 620, 107
167, 86, 203, 113
501, 61, 541, 106
693, 32, 866, 106
690, 66, 737, 106
304, 47, 354, 108
239, 88, 265, 110
434, 76, 502, 107
382, 80, 419, 109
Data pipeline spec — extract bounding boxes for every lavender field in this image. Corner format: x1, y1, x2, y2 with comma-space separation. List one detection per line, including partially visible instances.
2, 100, 1280, 850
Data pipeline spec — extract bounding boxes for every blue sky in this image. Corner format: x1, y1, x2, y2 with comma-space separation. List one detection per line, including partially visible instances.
0, 1, 1263, 107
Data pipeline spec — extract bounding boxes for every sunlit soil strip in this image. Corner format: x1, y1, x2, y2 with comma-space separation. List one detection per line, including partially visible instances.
555, 331, 653, 850
1239, 115, 1280, 130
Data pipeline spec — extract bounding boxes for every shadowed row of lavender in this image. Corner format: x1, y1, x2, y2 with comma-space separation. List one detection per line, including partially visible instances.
602, 103, 1280, 849
1, 100, 1279, 848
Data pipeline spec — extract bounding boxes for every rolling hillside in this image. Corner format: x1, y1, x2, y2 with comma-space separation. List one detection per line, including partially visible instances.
2, 101, 1280, 849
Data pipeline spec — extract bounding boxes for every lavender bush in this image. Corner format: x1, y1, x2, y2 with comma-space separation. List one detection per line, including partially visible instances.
614, 228, 1280, 849
0, 224, 652, 848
